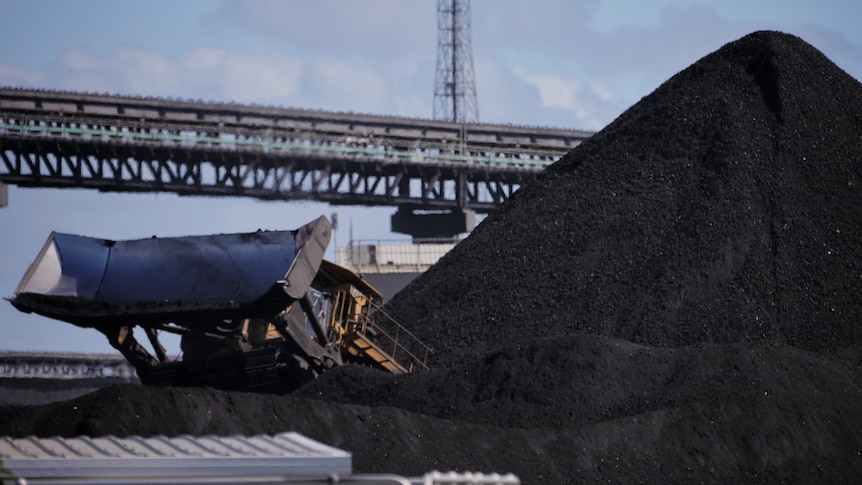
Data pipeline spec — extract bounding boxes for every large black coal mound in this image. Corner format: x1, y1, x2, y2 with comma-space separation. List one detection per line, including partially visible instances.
385, 30, 862, 368
3, 31, 862, 484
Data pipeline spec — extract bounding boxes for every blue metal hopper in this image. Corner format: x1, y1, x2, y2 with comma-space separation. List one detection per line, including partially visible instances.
9, 216, 331, 326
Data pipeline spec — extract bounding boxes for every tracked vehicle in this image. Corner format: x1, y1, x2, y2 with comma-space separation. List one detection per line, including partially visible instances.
8, 216, 431, 392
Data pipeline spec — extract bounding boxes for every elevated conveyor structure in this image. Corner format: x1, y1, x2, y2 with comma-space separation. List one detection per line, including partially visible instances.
0, 87, 593, 237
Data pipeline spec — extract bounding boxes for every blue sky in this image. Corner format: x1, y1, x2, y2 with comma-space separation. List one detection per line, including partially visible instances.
1, 0, 860, 354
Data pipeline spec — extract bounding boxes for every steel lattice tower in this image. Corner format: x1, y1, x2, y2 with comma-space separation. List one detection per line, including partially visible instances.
433, 0, 479, 123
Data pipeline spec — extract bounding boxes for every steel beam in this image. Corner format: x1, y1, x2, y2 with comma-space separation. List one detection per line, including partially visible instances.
0, 87, 593, 234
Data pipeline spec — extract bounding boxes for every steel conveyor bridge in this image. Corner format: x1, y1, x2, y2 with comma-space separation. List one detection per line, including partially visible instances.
0, 87, 592, 236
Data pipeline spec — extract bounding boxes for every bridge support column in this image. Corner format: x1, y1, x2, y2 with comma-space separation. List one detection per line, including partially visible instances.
391, 207, 476, 240
0, 182, 6, 208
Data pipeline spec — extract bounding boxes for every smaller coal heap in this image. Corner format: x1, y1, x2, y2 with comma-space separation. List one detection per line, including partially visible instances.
386, 30, 862, 368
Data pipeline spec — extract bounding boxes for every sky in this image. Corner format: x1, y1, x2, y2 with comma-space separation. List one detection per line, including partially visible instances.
1, 0, 860, 355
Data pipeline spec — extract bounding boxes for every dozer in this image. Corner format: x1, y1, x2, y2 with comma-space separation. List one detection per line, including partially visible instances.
8, 216, 432, 392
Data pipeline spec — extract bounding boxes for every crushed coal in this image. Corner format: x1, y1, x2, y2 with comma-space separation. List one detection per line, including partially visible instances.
2, 31, 862, 483
384, 30, 862, 367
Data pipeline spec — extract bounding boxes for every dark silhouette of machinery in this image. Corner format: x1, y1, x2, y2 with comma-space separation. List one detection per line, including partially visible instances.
9, 216, 432, 393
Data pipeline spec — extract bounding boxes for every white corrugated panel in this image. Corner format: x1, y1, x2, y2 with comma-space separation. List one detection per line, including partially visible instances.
0, 432, 350, 483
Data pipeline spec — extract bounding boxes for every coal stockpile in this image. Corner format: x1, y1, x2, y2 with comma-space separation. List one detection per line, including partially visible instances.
2, 31, 862, 483
384, 30, 862, 366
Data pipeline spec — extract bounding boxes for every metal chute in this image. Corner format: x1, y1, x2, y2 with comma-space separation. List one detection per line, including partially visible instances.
10, 216, 331, 327
7, 215, 430, 392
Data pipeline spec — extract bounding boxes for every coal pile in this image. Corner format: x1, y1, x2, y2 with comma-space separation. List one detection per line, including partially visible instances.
2, 31, 862, 483
385, 30, 862, 366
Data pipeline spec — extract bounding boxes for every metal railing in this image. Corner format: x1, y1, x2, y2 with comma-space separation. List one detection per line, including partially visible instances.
359, 301, 434, 372
0, 117, 558, 169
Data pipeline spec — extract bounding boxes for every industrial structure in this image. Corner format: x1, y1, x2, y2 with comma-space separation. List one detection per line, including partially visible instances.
0, 3, 592, 377
433, 0, 479, 124
9, 216, 433, 393
0, 88, 591, 240
0, 83, 592, 354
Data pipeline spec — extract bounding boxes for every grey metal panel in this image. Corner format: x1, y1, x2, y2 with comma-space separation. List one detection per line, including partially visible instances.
39, 101, 78, 113
15, 232, 110, 298
82, 104, 120, 116
0, 432, 351, 480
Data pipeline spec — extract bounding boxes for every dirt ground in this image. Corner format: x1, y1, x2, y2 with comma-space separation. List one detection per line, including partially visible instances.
2, 31, 862, 484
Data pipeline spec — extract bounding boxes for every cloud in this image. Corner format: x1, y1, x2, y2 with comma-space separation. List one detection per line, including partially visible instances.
514, 69, 583, 112
186, 49, 303, 104
0, 62, 43, 87
300, 58, 389, 114
474, 4, 738, 103
111, 47, 183, 95
60, 50, 103, 71
0, 45, 305, 106
510, 67, 617, 130
590, 81, 613, 102
472, 1, 862, 127
216, 0, 436, 61
2, 1, 858, 130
